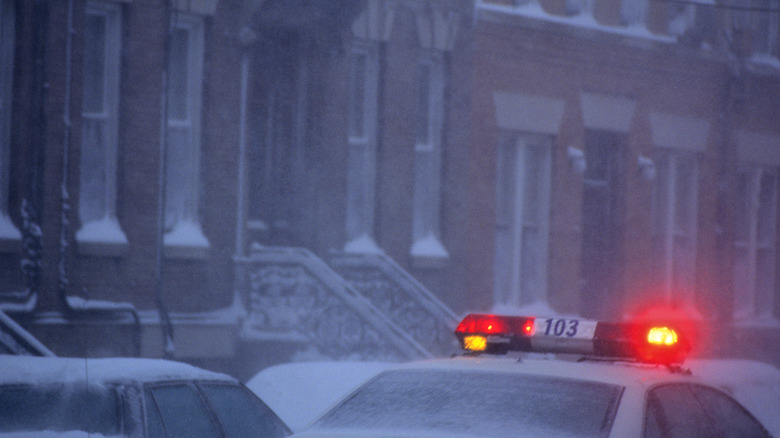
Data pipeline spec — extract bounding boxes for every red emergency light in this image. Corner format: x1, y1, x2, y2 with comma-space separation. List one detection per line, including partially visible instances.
454, 313, 691, 365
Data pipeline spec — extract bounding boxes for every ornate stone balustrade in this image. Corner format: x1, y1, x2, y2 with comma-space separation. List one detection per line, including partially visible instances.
235, 245, 432, 361
327, 252, 460, 357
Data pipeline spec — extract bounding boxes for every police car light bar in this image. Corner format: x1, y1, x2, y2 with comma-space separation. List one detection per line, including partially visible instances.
454, 314, 691, 364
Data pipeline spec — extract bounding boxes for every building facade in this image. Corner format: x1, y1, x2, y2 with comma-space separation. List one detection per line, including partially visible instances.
469, 0, 780, 364
1, 0, 779, 375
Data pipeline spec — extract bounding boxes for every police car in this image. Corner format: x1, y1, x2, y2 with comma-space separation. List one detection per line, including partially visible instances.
0, 355, 292, 437
291, 313, 775, 438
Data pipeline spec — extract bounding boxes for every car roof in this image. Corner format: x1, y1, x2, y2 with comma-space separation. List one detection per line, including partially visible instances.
0, 354, 235, 385
381, 354, 704, 390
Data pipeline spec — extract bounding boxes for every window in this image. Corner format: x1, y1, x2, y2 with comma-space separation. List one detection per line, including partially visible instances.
753, 1, 778, 58
411, 54, 448, 264
0, 384, 120, 434
644, 384, 719, 437
732, 1, 779, 59
345, 43, 380, 253
565, 0, 593, 17
164, 14, 209, 257
621, 0, 648, 27
582, 131, 623, 318
146, 384, 219, 437
667, 2, 696, 37
734, 167, 777, 320
200, 384, 290, 438
644, 384, 771, 438
493, 133, 551, 307
652, 151, 698, 306
0, 0, 19, 244
77, 1, 126, 254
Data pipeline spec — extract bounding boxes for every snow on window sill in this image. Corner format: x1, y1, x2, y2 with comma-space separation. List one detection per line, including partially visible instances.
344, 234, 384, 255
410, 233, 450, 269
0, 213, 21, 253
164, 220, 210, 260
476, 1, 676, 44
76, 216, 129, 257
747, 55, 780, 73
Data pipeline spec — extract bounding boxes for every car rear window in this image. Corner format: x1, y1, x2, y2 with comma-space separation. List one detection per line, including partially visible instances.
315, 369, 623, 438
200, 383, 290, 438
0, 383, 120, 434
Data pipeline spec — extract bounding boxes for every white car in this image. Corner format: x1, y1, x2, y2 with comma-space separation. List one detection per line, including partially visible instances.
0, 355, 292, 438
247, 361, 393, 432
291, 314, 776, 438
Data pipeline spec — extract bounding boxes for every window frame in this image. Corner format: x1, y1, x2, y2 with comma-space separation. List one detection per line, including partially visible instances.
733, 165, 778, 320
163, 12, 209, 258
411, 51, 449, 266
652, 149, 699, 306
76, 0, 128, 256
493, 132, 552, 307
0, 0, 20, 247
344, 41, 381, 253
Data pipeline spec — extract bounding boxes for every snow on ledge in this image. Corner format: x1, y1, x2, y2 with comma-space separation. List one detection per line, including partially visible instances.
164, 220, 209, 247
164, 220, 210, 259
76, 216, 128, 244
66, 295, 136, 312
0, 213, 21, 240
344, 234, 384, 255
411, 233, 450, 259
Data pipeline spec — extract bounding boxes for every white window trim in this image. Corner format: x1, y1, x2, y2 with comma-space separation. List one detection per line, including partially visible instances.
734, 166, 777, 321
77, 1, 127, 257
493, 134, 552, 308
164, 13, 209, 259
344, 42, 380, 254
653, 150, 699, 306
411, 53, 448, 267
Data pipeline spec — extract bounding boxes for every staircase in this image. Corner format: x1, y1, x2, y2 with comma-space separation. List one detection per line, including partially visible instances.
234, 245, 458, 362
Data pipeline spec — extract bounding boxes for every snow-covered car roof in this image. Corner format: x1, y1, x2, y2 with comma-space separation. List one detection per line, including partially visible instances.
385, 354, 700, 388
247, 361, 394, 431
0, 354, 235, 385
290, 354, 777, 438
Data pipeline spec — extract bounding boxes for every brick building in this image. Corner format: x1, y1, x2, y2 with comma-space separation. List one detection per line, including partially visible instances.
1, 0, 779, 375
1, 0, 473, 376
468, 0, 780, 364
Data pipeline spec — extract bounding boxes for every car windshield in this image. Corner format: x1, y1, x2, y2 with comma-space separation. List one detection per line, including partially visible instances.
0, 383, 120, 435
314, 369, 623, 438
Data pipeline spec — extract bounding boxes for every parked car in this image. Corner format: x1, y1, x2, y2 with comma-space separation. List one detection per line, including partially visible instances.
0, 355, 291, 438
291, 313, 776, 438
247, 361, 393, 431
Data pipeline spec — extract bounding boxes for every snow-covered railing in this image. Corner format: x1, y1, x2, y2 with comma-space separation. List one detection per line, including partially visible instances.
0, 309, 55, 356
234, 245, 432, 362
327, 252, 460, 357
